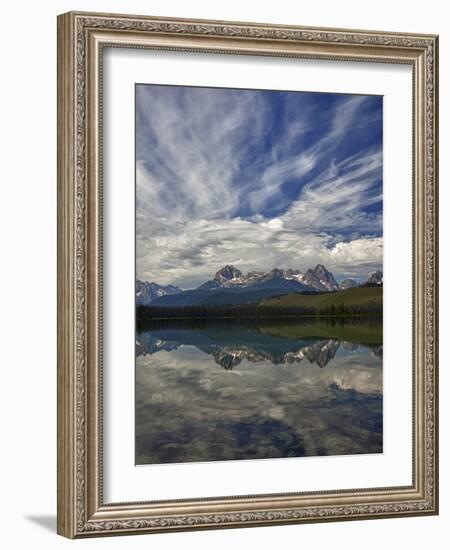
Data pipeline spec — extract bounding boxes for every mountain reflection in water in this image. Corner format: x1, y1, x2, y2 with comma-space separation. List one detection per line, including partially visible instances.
136, 318, 382, 465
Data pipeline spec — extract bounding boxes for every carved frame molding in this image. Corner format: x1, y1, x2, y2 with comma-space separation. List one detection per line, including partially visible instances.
57, 11, 438, 538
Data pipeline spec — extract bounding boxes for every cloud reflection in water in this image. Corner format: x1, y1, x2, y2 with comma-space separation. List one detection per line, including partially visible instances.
136, 322, 382, 464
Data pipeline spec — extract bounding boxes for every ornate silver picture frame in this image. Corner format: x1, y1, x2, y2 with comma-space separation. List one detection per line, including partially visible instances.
57, 11, 438, 538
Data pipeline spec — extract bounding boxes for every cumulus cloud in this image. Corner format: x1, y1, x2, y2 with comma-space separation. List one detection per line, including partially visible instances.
135, 84, 383, 287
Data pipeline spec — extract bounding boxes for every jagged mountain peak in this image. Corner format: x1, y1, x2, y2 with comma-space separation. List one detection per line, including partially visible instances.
367, 270, 383, 285
302, 264, 339, 292
136, 279, 182, 305
214, 265, 243, 282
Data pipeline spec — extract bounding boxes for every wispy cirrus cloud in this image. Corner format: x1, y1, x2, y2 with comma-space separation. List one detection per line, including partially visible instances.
136, 84, 383, 287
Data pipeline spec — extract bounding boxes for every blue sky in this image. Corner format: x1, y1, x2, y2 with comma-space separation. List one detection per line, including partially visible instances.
136, 84, 383, 288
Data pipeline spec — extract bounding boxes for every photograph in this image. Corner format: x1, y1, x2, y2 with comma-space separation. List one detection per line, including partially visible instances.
135, 84, 384, 465
0, 0, 444, 544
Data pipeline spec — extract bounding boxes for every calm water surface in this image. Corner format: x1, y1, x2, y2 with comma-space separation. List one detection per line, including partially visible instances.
135, 319, 382, 464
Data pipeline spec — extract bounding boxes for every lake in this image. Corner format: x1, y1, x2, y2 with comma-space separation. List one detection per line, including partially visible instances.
135, 318, 382, 465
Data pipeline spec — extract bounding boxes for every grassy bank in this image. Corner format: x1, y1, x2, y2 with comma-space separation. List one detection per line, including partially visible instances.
260, 286, 382, 309
260, 320, 382, 344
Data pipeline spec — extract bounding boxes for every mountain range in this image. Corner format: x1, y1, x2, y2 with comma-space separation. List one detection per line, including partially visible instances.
197, 264, 339, 292
136, 264, 382, 307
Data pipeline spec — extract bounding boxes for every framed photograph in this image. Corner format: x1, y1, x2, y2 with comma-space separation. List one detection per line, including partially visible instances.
57, 11, 439, 538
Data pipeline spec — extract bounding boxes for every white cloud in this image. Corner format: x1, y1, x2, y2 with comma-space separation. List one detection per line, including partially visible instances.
137, 214, 382, 287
